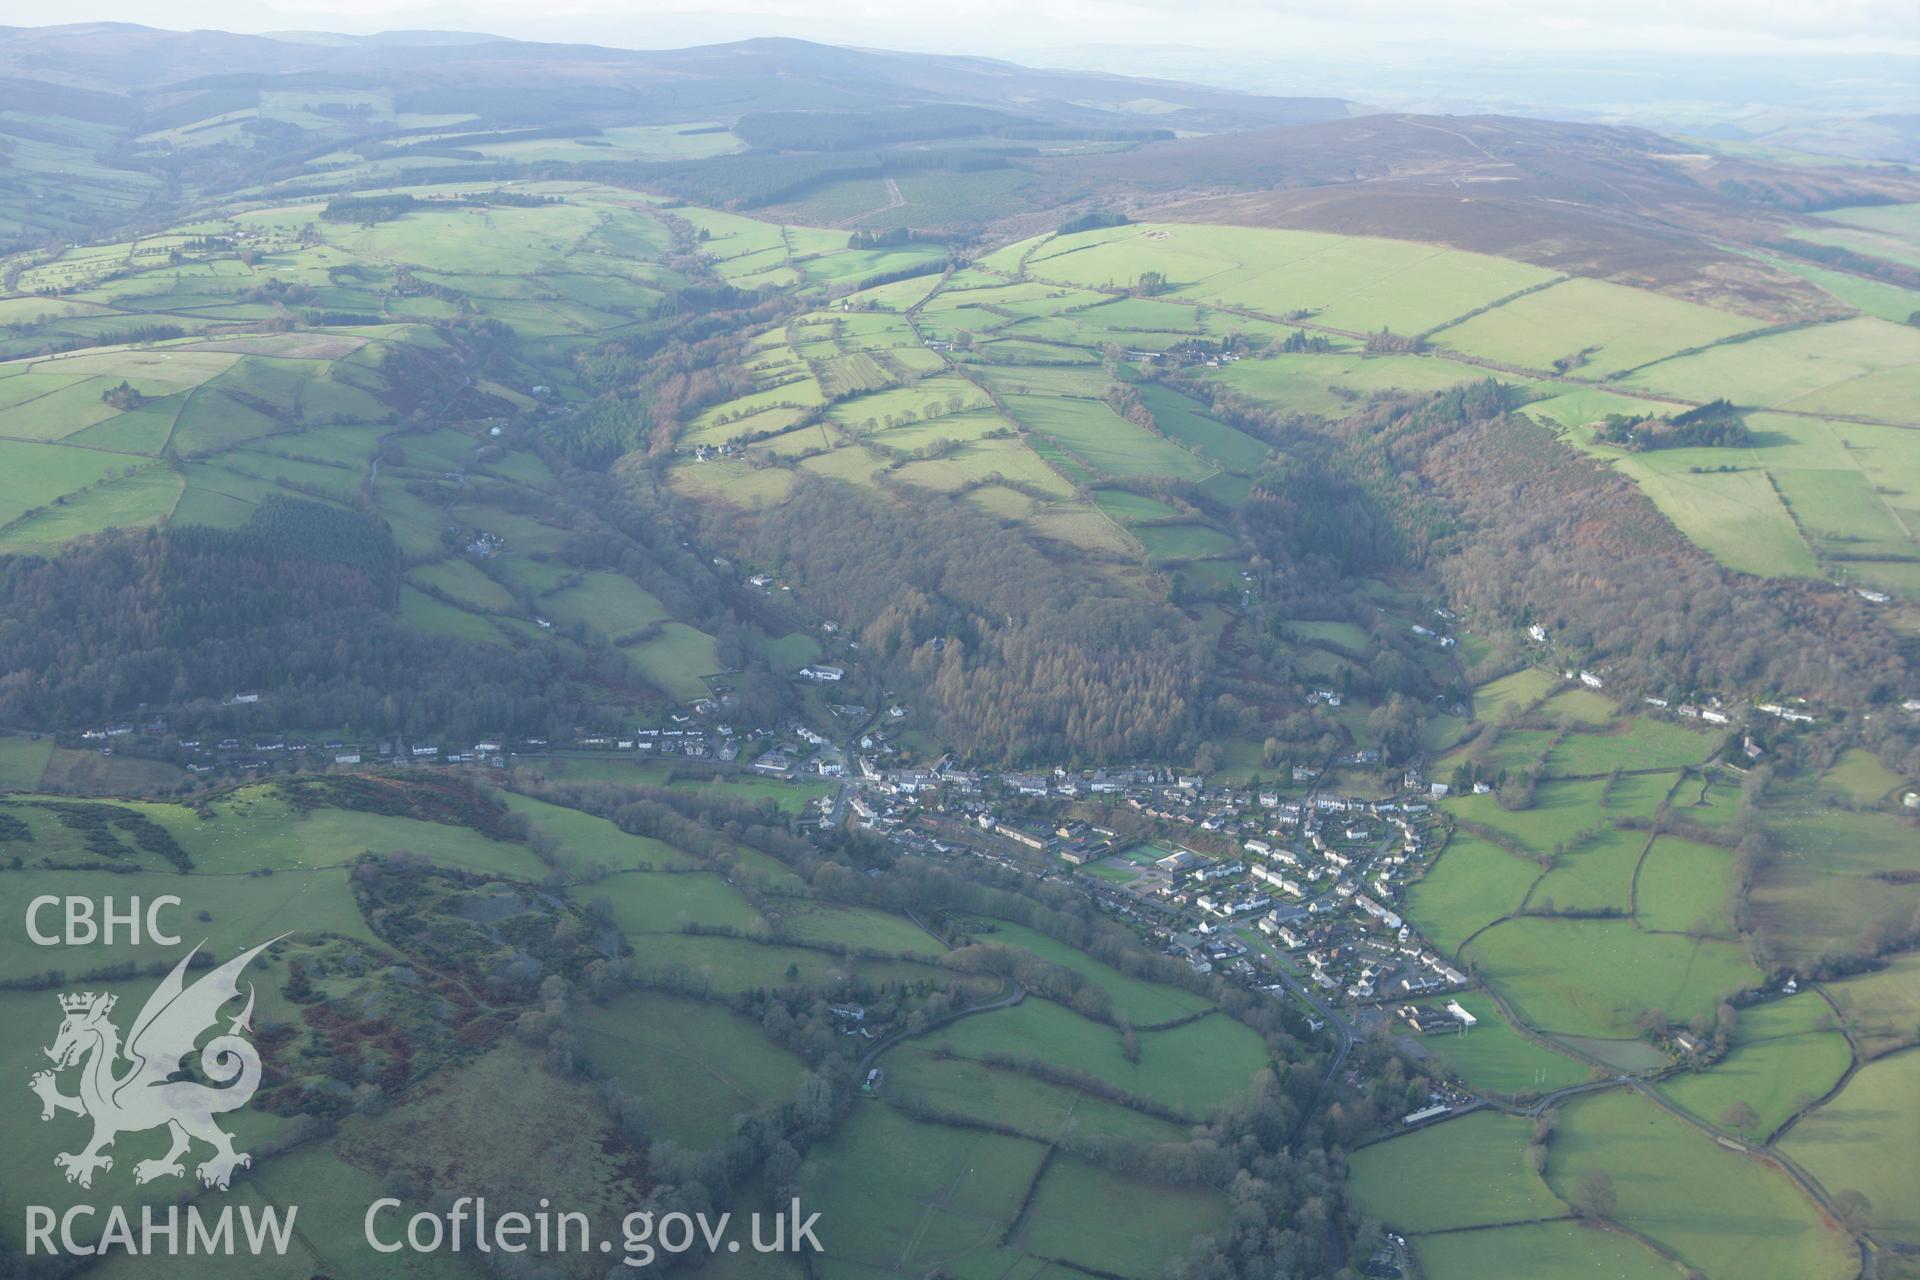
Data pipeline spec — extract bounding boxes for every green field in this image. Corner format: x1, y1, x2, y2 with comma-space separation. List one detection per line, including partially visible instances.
965, 919, 1214, 1024
1009, 223, 1557, 334
1747, 789, 1920, 964
1013, 1155, 1228, 1279
588, 868, 767, 936
1529, 824, 1651, 914
1823, 953, 1920, 1059
1349, 1111, 1566, 1231
1634, 837, 1735, 938
1782, 1050, 1920, 1246
1464, 918, 1761, 1038
1547, 1090, 1857, 1280
1433, 276, 1765, 377
1447, 778, 1615, 858
1474, 668, 1560, 720
1625, 316, 1920, 421
1409, 1219, 1688, 1280
930, 998, 1268, 1119
1406, 831, 1541, 956
1659, 994, 1852, 1139
577, 990, 810, 1148
885, 1043, 1187, 1143
1545, 718, 1717, 776
795, 1104, 1048, 1273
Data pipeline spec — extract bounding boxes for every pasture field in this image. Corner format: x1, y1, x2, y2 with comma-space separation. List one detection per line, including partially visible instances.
1432, 275, 1765, 377
1348, 1111, 1565, 1231
398, 584, 507, 644
1604, 769, 1686, 818
1474, 667, 1560, 720
626, 933, 976, 997
1007, 223, 1557, 334
231, 1144, 478, 1280
501, 791, 705, 870
0, 732, 54, 787
1528, 824, 1650, 914
1000, 392, 1216, 481
624, 621, 724, 699
0, 414, 200, 548
963, 919, 1214, 1024
1452, 729, 1560, 785
1446, 778, 1614, 858
1823, 953, 1920, 1059
1530, 350, 1920, 591
1746, 787, 1920, 965
645, 260, 1290, 579
1, 783, 536, 878
588, 868, 767, 936
1207, 350, 1508, 417
1546, 1090, 1858, 1280
1405, 991, 1591, 1094
1136, 382, 1272, 470
1659, 993, 1852, 1139
883, 1044, 1187, 1143
539, 570, 670, 634
0, 772, 667, 1252
1667, 773, 1746, 828
227, 1144, 480, 1280
1013, 1156, 1229, 1280
1463, 918, 1761, 1038
1522, 384, 1690, 430
931, 998, 1268, 1119
795, 1105, 1049, 1274
1545, 716, 1718, 776
407, 557, 518, 612
0, 442, 141, 525
1536, 687, 1618, 727
576, 991, 810, 1148
1405, 830, 1541, 956
1289, 618, 1373, 651
1816, 747, 1909, 804
1782, 1050, 1920, 1246
29, 747, 187, 793
1137, 521, 1237, 559
1624, 316, 1920, 421
520, 756, 832, 815
1616, 453, 1821, 578
1634, 837, 1736, 938
778, 903, 947, 957
1409, 1220, 1687, 1280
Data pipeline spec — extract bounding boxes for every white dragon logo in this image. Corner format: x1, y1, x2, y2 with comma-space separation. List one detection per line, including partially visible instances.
29, 938, 281, 1191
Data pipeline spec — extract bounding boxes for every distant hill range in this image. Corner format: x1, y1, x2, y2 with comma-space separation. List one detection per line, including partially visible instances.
1, 21, 1917, 320
0, 24, 1348, 127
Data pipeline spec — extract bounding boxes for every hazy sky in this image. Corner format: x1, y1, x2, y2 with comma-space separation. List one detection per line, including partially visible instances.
8, 0, 1916, 57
